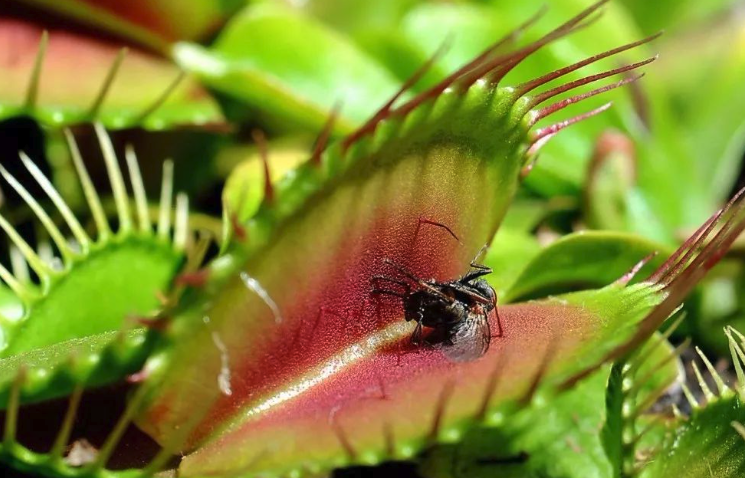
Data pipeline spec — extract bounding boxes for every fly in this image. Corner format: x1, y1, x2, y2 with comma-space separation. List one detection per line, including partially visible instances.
371, 253, 501, 362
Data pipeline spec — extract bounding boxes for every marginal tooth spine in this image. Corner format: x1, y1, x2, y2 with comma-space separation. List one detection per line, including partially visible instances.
125, 144, 153, 234
529, 74, 643, 128
251, 130, 273, 202
94, 123, 132, 233
158, 159, 174, 240
628, 313, 685, 376
680, 382, 699, 409
732, 421, 745, 440
49, 385, 84, 461
137, 71, 186, 123
174, 193, 189, 250
9, 246, 30, 286
0, 262, 28, 302
19, 152, 92, 253
86, 385, 149, 472
3, 367, 25, 445
725, 327, 745, 399
65, 129, 112, 241
515, 32, 662, 97
25, 30, 48, 109
695, 346, 728, 396
0, 213, 52, 285
630, 338, 689, 396
0, 161, 74, 266
690, 360, 715, 403
88, 48, 127, 118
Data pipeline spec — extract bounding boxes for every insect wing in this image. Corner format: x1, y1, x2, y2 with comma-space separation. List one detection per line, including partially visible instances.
438, 310, 491, 362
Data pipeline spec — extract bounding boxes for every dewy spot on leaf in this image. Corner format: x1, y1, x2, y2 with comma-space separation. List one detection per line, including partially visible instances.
213, 331, 232, 397
204, 316, 232, 397
240, 272, 283, 324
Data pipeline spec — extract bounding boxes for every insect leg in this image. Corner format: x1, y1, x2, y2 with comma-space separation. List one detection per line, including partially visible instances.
463, 256, 493, 282
411, 311, 425, 345
492, 296, 504, 338
415, 217, 461, 243
371, 289, 406, 298
381, 258, 454, 302
371, 275, 411, 291
382, 258, 424, 282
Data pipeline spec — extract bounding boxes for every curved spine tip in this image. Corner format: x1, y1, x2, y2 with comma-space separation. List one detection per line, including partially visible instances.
725, 328, 745, 398
429, 379, 456, 443
87, 385, 149, 472
89, 47, 128, 117
50, 386, 84, 460
20, 152, 91, 253
515, 32, 661, 98
158, 160, 175, 240
124, 144, 152, 234
0, 159, 73, 265
94, 123, 132, 234
733, 422, 745, 441
24, 30, 48, 109
251, 129, 274, 202
691, 359, 715, 403
138, 70, 186, 122
65, 129, 112, 242
0, 262, 27, 302
312, 101, 342, 165
529, 73, 644, 127
0, 212, 52, 282
174, 192, 189, 250
615, 251, 658, 286
343, 39, 448, 151
4, 367, 26, 445
480, 0, 607, 87
695, 346, 727, 396
532, 101, 613, 141
680, 381, 699, 409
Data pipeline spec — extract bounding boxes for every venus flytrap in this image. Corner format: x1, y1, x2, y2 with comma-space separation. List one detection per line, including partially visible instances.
0, 2, 740, 478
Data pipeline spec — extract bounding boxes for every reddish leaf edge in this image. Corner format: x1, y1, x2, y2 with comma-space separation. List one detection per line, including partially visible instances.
0, 19, 228, 132
563, 186, 745, 389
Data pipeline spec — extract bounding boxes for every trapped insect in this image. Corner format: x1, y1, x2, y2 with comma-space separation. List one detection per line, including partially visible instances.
371, 254, 502, 362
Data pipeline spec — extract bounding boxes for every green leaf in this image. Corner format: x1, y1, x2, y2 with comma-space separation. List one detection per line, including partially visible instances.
0, 126, 187, 406
602, 332, 682, 477
222, 141, 310, 224
0, 330, 150, 407
0, 18, 224, 131
483, 228, 541, 298
287, 0, 421, 38
583, 131, 637, 231
2, 238, 181, 356
618, 0, 736, 35
174, 4, 404, 132
637, 328, 745, 477
680, 27, 745, 206
419, 366, 614, 478
638, 392, 745, 477
505, 231, 670, 302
